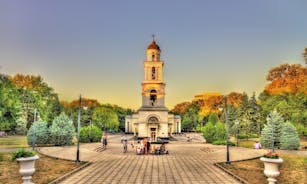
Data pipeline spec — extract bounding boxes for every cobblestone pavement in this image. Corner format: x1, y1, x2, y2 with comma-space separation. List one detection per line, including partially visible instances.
39, 135, 267, 184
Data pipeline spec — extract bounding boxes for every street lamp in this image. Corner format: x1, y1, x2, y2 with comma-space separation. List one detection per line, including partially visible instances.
76, 95, 82, 163
32, 108, 37, 151
219, 96, 230, 165
76, 95, 88, 163
234, 119, 239, 147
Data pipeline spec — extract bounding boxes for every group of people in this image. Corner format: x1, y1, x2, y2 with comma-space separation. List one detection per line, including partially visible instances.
101, 134, 169, 155
133, 138, 168, 155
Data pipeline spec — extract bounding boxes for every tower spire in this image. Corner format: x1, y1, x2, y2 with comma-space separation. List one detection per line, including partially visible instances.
152, 34, 155, 41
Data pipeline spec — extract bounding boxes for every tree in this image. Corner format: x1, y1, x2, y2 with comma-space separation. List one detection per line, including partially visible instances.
180, 102, 200, 131
264, 64, 307, 95
260, 110, 285, 149
0, 74, 21, 132
280, 122, 300, 150
214, 122, 226, 141
208, 113, 218, 125
27, 120, 49, 145
92, 107, 119, 132
11, 74, 62, 126
260, 93, 307, 129
80, 125, 103, 143
50, 112, 75, 146
15, 113, 28, 135
202, 122, 216, 143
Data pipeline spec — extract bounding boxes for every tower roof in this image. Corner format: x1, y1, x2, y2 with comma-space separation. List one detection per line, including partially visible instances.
147, 37, 160, 51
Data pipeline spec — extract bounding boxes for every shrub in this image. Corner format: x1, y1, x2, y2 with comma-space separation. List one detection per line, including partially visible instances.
212, 140, 235, 146
203, 122, 216, 143
214, 122, 226, 141
80, 125, 102, 143
280, 122, 300, 150
249, 133, 259, 138
27, 120, 50, 145
50, 112, 75, 146
12, 148, 35, 161
15, 116, 28, 135
237, 133, 248, 139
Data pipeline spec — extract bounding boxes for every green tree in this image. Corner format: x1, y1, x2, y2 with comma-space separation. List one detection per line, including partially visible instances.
27, 120, 49, 145
80, 125, 103, 143
202, 122, 216, 143
50, 112, 75, 146
260, 110, 285, 149
260, 93, 307, 129
208, 113, 218, 125
0, 74, 21, 132
15, 112, 28, 135
214, 122, 226, 141
92, 107, 119, 132
280, 122, 300, 150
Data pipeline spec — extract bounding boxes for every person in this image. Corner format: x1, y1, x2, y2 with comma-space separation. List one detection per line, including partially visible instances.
103, 133, 107, 148
254, 141, 261, 149
160, 143, 169, 154
147, 139, 151, 154
130, 140, 135, 149
121, 135, 128, 153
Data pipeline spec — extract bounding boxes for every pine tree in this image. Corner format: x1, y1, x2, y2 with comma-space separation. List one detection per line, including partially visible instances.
280, 121, 300, 150
50, 112, 75, 146
260, 110, 285, 149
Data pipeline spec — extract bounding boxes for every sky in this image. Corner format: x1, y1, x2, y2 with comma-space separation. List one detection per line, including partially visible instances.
0, 1, 306, 110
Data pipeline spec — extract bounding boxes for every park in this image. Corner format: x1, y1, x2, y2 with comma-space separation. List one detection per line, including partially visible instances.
1, 1, 307, 184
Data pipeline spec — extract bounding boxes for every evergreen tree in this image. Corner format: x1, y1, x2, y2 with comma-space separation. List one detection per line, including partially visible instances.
260, 110, 285, 149
27, 120, 49, 145
280, 121, 300, 150
50, 112, 75, 146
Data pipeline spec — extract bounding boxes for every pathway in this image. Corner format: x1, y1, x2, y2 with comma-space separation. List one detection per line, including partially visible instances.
39, 134, 267, 184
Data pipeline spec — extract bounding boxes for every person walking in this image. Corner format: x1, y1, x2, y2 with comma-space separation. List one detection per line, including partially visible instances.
121, 135, 128, 153
102, 133, 107, 149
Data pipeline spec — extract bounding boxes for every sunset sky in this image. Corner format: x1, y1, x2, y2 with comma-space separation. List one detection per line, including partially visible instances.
0, 1, 306, 109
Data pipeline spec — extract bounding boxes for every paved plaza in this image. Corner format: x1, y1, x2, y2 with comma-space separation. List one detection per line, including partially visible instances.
39, 134, 267, 184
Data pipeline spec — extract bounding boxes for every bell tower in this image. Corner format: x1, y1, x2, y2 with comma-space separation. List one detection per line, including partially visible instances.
139, 36, 168, 111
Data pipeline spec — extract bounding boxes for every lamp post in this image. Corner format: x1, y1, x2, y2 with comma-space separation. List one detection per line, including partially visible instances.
76, 95, 82, 163
234, 119, 239, 147
32, 108, 37, 151
219, 96, 230, 165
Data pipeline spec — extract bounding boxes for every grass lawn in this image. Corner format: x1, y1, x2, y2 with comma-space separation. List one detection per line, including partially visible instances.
0, 152, 83, 184
0, 136, 28, 149
221, 154, 307, 184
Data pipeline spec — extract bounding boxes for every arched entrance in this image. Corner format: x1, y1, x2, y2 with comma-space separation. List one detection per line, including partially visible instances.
148, 116, 159, 141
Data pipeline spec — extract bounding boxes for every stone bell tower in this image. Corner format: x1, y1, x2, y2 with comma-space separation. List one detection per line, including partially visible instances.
125, 36, 181, 140
139, 36, 168, 111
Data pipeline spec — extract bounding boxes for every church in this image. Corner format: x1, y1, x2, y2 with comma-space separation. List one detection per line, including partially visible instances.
125, 37, 181, 140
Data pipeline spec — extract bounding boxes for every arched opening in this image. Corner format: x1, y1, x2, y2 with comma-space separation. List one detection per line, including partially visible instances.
150, 89, 157, 106
151, 67, 156, 80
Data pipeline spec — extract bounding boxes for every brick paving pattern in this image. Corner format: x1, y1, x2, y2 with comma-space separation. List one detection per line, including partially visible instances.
39, 134, 267, 184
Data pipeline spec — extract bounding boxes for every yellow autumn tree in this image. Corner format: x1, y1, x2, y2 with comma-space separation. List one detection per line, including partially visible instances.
264, 64, 307, 95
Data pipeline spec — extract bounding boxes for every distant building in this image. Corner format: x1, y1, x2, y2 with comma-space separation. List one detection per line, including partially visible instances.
125, 38, 181, 140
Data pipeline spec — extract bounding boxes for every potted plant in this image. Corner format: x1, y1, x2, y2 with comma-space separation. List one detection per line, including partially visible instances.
12, 148, 39, 184
260, 152, 283, 184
